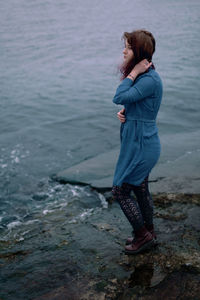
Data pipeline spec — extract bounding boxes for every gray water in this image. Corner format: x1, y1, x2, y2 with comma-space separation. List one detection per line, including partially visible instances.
0, 0, 200, 265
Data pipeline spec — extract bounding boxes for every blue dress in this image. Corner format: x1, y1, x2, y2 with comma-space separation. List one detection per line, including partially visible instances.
112, 67, 163, 187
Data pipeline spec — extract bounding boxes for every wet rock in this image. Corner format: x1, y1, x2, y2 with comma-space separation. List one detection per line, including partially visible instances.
33, 285, 81, 300
54, 149, 200, 193
138, 267, 200, 300
1, 193, 200, 299
92, 222, 115, 232
0, 250, 31, 261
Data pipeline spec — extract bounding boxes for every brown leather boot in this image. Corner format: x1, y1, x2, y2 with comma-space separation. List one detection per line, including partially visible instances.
146, 224, 158, 244
126, 224, 157, 245
125, 230, 135, 245
125, 226, 154, 255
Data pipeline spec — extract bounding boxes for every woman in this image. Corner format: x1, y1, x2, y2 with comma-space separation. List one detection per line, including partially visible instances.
112, 29, 163, 255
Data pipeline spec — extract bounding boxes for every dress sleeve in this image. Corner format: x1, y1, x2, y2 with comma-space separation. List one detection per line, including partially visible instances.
112, 76, 156, 105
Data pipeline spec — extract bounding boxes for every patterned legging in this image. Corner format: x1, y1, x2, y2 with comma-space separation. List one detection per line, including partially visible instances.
112, 177, 153, 232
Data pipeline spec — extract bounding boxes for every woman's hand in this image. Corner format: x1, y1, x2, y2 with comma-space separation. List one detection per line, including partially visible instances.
128, 59, 152, 79
117, 108, 126, 123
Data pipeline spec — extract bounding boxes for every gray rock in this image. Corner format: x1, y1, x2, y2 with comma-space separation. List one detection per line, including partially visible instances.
54, 149, 200, 193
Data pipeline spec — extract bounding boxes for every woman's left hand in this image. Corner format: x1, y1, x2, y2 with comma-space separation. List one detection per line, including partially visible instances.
117, 108, 126, 123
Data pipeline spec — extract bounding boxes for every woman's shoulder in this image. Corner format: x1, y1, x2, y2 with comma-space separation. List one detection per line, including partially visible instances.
135, 68, 158, 84
148, 68, 162, 83
134, 68, 163, 95
138, 68, 162, 88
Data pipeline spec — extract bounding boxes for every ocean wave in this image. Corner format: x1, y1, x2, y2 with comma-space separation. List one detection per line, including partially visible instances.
7, 220, 22, 230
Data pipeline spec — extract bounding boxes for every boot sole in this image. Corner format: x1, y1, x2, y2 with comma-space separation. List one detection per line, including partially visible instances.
126, 238, 158, 246
124, 239, 155, 255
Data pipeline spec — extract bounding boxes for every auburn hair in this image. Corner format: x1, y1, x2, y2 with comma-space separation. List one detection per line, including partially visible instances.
119, 29, 156, 80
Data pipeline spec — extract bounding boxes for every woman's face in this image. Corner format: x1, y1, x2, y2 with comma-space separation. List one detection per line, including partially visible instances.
123, 39, 134, 63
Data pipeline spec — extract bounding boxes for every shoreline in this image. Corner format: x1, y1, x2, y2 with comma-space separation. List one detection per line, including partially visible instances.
54, 148, 200, 194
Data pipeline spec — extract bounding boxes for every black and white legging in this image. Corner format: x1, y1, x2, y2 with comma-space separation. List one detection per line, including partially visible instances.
112, 177, 153, 232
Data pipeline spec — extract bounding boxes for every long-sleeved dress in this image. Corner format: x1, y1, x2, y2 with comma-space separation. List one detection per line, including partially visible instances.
112, 66, 163, 187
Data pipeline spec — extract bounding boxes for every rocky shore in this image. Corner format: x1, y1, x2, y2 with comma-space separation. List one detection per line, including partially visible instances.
1, 188, 200, 300
1, 150, 200, 299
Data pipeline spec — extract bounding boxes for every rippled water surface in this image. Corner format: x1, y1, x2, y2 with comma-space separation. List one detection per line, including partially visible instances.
0, 0, 200, 246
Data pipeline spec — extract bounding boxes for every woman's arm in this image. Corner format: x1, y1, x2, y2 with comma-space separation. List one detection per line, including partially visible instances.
113, 59, 155, 105
113, 76, 156, 105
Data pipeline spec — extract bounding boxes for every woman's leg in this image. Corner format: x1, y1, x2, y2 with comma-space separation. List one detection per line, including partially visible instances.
132, 176, 154, 227
126, 177, 157, 247
112, 182, 154, 254
112, 183, 144, 232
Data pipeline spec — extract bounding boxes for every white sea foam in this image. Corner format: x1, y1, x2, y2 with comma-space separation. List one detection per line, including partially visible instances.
59, 202, 68, 208
21, 150, 30, 158
68, 219, 77, 224
11, 149, 17, 156
7, 220, 22, 229
98, 193, 108, 209
17, 237, 24, 241
25, 219, 39, 225
43, 209, 54, 215
79, 208, 94, 219
68, 208, 96, 224
10, 145, 30, 165
1, 164, 7, 168
71, 188, 80, 197
13, 157, 20, 163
